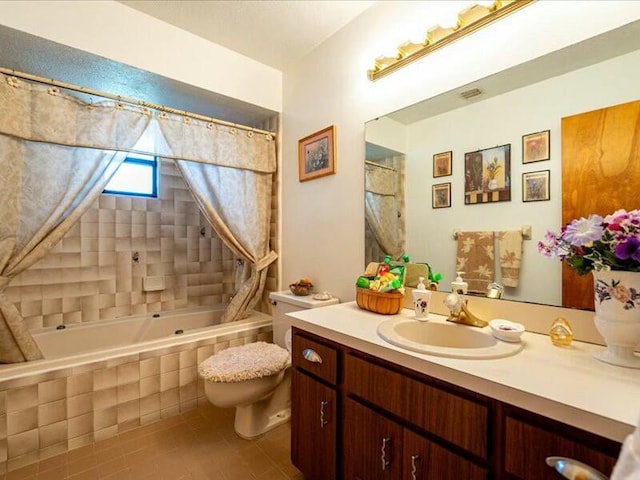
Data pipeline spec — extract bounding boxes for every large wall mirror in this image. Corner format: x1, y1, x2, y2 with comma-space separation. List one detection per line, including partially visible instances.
365, 21, 640, 310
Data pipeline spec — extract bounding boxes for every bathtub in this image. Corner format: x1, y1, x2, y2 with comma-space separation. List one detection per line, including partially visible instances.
0, 306, 273, 473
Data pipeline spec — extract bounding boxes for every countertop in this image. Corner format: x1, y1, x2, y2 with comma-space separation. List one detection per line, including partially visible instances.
288, 301, 640, 443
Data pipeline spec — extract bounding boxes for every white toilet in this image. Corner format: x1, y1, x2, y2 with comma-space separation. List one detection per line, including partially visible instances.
198, 290, 339, 439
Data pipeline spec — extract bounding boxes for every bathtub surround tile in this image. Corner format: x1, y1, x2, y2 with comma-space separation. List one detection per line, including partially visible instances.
160, 389, 179, 411
93, 388, 117, 411
7, 428, 38, 458
160, 353, 179, 373
117, 400, 139, 425
67, 432, 93, 452
93, 407, 117, 433
6, 386, 38, 413
178, 349, 196, 368
139, 358, 159, 378
7, 408, 38, 436
116, 363, 139, 385
7, 451, 39, 473
39, 399, 66, 427
93, 368, 116, 391
39, 420, 67, 449
178, 367, 197, 387
117, 383, 139, 404
38, 378, 67, 405
93, 425, 118, 443
67, 413, 92, 440
106, 354, 139, 369
67, 393, 92, 419
179, 383, 196, 405
139, 394, 159, 418
160, 371, 178, 392
67, 373, 93, 398
139, 376, 160, 397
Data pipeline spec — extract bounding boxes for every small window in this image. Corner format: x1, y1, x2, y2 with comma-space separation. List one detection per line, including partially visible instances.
103, 154, 158, 198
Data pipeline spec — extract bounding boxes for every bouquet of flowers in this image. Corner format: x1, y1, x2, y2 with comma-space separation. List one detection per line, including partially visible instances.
538, 209, 640, 275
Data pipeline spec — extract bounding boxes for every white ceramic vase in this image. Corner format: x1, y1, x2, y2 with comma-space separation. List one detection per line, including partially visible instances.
592, 270, 640, 368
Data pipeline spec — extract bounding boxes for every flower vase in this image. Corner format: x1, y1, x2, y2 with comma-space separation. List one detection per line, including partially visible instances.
592, 270, 640, 368
487, 179, 498, 190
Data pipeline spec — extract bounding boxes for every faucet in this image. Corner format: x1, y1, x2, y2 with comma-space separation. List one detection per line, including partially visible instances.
444, 293, 488, 328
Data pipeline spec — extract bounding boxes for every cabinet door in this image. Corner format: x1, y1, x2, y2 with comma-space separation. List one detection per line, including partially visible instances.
504, 417, 617, 480
403, 429, 488, 480
291, 369, 337, 480
343, 397, 403, 480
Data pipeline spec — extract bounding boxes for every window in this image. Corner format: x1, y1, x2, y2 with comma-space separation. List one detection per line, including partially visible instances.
103, 154, 158, 198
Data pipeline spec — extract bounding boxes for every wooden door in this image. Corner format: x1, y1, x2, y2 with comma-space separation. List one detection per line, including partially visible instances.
403, 429, 488, 480
561, 100, 640, 309
291, 369, 337, 480
343, 397, 403, 480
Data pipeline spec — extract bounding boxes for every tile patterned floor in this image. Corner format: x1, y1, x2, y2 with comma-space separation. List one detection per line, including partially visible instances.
1, 405, 302, 480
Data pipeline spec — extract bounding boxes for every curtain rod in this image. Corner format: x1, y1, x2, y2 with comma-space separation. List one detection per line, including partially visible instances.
0, 67, 275, 136
365, 160, 397, 172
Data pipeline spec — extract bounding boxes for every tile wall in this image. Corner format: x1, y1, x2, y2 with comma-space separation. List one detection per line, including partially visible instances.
4, 159, 279, 330
0, 325, 273, 473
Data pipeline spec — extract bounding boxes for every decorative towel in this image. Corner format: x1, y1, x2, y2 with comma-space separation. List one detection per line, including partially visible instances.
498, 231, 523, 288
611, 416, 640, 479
456, 231, 495, 293
198, 342, 289, 383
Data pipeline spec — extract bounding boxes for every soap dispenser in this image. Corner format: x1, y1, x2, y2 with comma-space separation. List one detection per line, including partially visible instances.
451, 271, 468, 295
412, 277, 431, 321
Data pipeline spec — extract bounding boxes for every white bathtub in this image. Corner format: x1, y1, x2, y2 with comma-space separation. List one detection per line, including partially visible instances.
0, 305, 272, 384
0, 305, 273, 473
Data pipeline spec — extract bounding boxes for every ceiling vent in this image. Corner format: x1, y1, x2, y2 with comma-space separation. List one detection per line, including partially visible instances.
460, 88, 482, 100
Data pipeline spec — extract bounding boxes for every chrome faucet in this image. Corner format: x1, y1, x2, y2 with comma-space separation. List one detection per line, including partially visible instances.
444, 293, 488, 328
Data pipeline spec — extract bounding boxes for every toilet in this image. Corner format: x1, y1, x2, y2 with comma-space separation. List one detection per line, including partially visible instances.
198, 290, 339, 439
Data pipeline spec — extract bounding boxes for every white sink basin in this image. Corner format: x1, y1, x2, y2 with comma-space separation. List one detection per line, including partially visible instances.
377, 317, 524, 359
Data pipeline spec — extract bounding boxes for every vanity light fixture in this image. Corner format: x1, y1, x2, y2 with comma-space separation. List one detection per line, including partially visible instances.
368, 0, 535, 81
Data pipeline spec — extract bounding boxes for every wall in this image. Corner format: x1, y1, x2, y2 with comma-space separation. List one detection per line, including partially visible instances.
281, 1, 640, 303
0, 1, 281, 113
404, 49, 640, 305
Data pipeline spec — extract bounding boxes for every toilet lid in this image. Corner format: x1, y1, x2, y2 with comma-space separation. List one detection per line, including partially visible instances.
198, 341, 290, 383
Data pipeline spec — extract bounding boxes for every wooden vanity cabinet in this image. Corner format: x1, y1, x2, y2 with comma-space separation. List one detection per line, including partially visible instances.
290, 327, 622, 480
291, 332, 339, 480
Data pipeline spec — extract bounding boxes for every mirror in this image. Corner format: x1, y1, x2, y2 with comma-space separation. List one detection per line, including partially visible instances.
365, 21, 640, 309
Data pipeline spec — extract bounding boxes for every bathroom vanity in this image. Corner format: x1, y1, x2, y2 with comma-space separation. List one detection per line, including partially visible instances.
288, 302, 640, 480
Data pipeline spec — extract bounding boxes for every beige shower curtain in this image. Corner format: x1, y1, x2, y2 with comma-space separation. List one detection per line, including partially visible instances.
0, 74, 151, 362
176, 161, 277, 323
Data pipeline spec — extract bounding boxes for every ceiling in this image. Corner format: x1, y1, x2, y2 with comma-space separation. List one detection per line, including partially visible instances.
118, 0, 375, 71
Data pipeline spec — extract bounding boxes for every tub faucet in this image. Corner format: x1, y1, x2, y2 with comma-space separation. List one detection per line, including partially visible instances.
444, 293, 488, 328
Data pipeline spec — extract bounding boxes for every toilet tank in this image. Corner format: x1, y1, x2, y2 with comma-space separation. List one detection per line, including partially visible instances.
269, 291, 339, 349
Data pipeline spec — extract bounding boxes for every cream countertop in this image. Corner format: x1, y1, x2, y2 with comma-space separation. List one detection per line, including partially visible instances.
288, 301, 640, 443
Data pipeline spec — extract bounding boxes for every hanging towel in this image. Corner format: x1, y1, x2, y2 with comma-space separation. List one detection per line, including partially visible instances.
498, 231, 523, 288
456, 231, 495, 294
611, 416, 640, 480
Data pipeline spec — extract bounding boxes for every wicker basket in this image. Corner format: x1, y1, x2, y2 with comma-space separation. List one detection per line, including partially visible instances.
356, 288, 404, 315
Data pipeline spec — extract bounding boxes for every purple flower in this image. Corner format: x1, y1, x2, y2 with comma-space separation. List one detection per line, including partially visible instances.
615, 236, 640, 262
563, 215, 604, 246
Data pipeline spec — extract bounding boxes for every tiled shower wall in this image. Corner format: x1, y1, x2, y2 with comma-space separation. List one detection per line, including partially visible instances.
0, 324, 272, 473
4, 159, 279, 330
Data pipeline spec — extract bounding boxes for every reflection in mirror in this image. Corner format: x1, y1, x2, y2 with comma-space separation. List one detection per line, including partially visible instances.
364, 21, 640, 310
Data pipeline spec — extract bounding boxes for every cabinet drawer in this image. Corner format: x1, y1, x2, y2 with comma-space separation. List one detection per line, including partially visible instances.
292, 331, 338, 385
345, 353, 488, 459
504, 416, 617, 479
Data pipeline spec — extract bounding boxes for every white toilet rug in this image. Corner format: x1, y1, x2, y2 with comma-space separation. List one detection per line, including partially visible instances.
198, 341, 290, 383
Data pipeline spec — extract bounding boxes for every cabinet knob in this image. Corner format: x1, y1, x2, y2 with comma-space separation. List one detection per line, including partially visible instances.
270, 300, 277, 306
381, 437, 391, 471
545, 456, 608, 480
320, 400, 329, 428
411, 454, 420, 480
303, 348, 323, 364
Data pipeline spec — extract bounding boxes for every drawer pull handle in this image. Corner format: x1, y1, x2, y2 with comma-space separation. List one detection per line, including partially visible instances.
545, 456, 608, 480
320, 400, 329, 428
411, 454, 420, 480
381, 437, 391, 471
303, 348, 323, 364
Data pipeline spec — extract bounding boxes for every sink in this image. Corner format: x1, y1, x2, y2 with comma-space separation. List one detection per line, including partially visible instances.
377, 318, 524, 359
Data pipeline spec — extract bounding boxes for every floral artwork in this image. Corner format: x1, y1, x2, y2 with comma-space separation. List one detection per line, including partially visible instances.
595, 277, 640, 310
464, 144, 511, 204
538, 209, 640, 275
522, 130, 550, 164
298, 126, 336, 182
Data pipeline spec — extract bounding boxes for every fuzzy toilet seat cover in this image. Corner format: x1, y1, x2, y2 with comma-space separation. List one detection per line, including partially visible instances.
198, 341, 290, 383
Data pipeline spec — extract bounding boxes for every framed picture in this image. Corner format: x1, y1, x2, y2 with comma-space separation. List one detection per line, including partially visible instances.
522, 130, 550, 164
298, 125, 336, 182
464, 144, 511, 205
522, 170, 550, 202
432, 182, 451, 209
433, 151, 452, 177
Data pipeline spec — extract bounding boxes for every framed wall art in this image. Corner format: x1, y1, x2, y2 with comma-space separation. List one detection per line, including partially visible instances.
298, 125, 336, 182
432, 182, 451, 209
522, 170, 550, 202
433, 151, 452, 177
464, 144, 511, 205
522, 130, 550, 164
